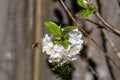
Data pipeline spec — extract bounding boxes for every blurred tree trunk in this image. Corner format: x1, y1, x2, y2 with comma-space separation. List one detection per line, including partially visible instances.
0, 0, 34, 80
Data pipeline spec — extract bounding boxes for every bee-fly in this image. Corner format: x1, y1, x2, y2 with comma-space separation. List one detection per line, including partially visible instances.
32, 42, 39, 49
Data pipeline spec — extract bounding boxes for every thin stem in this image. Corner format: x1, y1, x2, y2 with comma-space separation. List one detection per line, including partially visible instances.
95, 12, 120, 37
86, 19, 111, 32
59, 0, 120, 71
88, 0, 120, 37
86, 19, 120, 57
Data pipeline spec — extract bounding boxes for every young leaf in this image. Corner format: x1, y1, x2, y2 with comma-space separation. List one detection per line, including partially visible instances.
83, 9, 95, 18
77, 9, 88, 17
77, 0, 95, 18
62, 26, 78, 37
77, 0, 88, 8
53, 37, 62, 44
44, 22, 62, 37
77, 9, 95, 18
61, 38, 69, 48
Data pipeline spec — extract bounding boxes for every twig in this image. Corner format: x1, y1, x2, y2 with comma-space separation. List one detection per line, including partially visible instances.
87, 18, 120, 57
59, 0, 120, 71
86, 19, 110, 31
95, 12, 120, 37
87, 0, 120, 37
94, 0, 120, 58
86, 19, 120, 58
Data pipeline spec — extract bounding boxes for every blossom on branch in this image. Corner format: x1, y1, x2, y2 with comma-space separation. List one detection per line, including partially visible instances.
42, 22, 83, 66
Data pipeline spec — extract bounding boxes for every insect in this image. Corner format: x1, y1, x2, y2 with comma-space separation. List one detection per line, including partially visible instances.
32, 42, 39, 49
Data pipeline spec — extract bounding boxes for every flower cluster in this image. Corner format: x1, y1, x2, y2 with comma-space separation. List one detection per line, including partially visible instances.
42, 28, 83, 66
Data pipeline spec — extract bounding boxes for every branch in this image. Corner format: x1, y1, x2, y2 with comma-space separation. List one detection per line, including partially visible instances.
86, 19, 110, 31
88, 0, 120, 37
59, 0, 120, 71
95, 12, 120, 37
86, 19, 120, 58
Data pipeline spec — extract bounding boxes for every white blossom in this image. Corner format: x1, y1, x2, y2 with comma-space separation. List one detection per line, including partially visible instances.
67, 54, 77, 61
43, 42, 55, 55
49, 52, 62, 63
49, 45, 66, 64
42, 28, 83, 66
83, 0, 88, 4
42, 34, 51, 45
69, 44, 82, 55
54, 44, 65, 52
69, 29, 83, 45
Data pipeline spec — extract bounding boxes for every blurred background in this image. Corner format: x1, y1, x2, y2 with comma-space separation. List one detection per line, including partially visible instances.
0, 0, 120, 80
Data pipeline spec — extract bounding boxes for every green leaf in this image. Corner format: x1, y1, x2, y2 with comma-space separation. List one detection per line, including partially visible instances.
77, 0, 88, 8
61, 38, 69, 48
84, 9, 95, 18
77, 9, 88, 17
44, 22, 62, 37
53, 38, 61, 44
87, 4, 95, 10
53, 37, 69, 48
77, 9, 95, 18
62, 26, 78, 37
77, 0, 95, 18
61, 66, 69, 75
